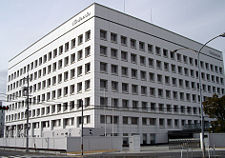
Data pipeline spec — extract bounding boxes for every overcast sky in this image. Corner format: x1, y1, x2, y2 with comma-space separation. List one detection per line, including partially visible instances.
0, 0, 225, 93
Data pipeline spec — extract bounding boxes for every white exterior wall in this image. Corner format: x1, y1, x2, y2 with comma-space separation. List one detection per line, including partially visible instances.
5, 3, 225, 145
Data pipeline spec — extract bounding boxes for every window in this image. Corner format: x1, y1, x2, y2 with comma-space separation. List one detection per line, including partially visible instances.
159, 118, 164, 127
65, 42, 69, 52
64, 71, 69, 81
53, 49, 57, 58
100, 46, 107, 56
148, 58, 154, 68
131, 54, 137, 64
111, 33, 117, 43
189, 57, 193, 65
178, 66, 182, 74
139, 41, 145, 51
111, 81, 118, 91
170, 51, 175, 59
121, 67, 128, 77
123, 116, 128, 124
140, 71, 146, 80
177, 53, 182, 61
64, 56, 69, 67
165, 76, 170, 85
77, 50, 83, 60
140, 56, 146, 66
142, 102, 147, 110
131, 117, 138, 125
131, 69, 137, 79
71, 53, 75, 64
141, 86, 147, 95
78, 34, 83, 45
122, 99, 129, 108
111, 48, 118, 59
183, 55, 187, 64
85, 97, 90, 107
121, 36, 127, 46
132, 84, 138, 94
58, 60, 62, 69
150, 87, 155, 96
155, 46, 161, 55
167, 119, 172, 127
77, 82, 82, 93
58, 74, 62, 83
149, 73, 155, 82
100, 30, 107, 40
77, 66, 82, 76
57, 89, 62, 98
132, 100, 138, 109
163, 49, 168, 57
156, 60, 162, 69
158, 89, 163, 98
100, 62, 107, 73
171, 64, 176, 73
148, 44, 153, 53
85, 30, 91, 41
130, 39, 136, 49
85, 63, 90, 74
85, 46, 90, 57
142, 118, 147, 125
100, 79, 108, 90
122, 83, 129, 93
43, 54, 47, 63
71, 38, 76, 49
159, 103, 164, 112
111, 98, 119, 108
64, 87, 68, 96
121, 51, 128, 61
164, 62, 169, 71
100, 97, 107, 107
70, 84, 75, 94
150, 118, 156, 125
157, 74, 162, 83
166, 104, 171, 112
59, 45, 63, 55
111, 64, 118, 75
85, 80, 90, 90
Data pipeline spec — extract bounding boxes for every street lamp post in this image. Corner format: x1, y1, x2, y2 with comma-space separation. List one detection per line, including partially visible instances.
173, 32, 225, 158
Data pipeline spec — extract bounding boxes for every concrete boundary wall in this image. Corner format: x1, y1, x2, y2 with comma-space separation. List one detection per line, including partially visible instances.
0, 136, 122, 152
209, 133, 225, 148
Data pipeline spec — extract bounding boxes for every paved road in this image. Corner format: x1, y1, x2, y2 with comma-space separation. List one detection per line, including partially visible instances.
86, 150, 225, 158
0, 150, 70, 158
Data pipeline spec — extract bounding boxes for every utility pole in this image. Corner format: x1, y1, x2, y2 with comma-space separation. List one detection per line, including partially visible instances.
23, 75, 30, 153
81, 99, 84, 156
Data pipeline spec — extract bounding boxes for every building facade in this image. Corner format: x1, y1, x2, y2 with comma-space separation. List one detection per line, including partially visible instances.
5, 3, 225, 144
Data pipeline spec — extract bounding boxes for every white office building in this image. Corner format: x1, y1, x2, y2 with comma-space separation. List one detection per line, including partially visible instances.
5, 3, 225, 145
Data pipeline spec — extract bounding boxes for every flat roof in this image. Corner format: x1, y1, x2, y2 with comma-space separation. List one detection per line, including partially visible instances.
9, 2, 222, 62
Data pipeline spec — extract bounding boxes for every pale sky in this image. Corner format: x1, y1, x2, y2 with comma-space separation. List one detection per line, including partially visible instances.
0, 0, 225, 93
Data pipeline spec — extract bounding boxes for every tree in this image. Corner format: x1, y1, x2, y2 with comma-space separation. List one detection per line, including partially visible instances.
203, 94, 225, 132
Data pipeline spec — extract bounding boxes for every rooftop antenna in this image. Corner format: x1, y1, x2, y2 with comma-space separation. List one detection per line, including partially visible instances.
123, 0, 125, 12
150, 8, 153, 23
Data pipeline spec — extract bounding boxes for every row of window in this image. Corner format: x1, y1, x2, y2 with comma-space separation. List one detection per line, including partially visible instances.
99, 62, 224, 86
100, 115, 199, 128
99, 97, 199, 115
8, 30, 91, 82
6, 115, 91, 130
99, 30, 223, 74
8, 61, 91, 92
8, 78, 91, 104
6, 97, 90, 122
